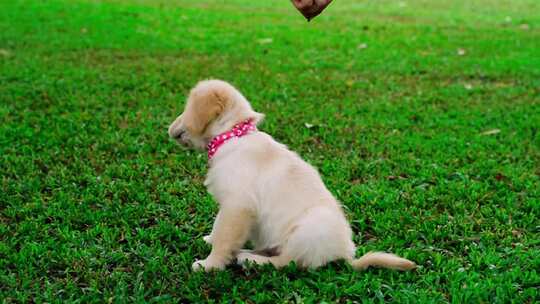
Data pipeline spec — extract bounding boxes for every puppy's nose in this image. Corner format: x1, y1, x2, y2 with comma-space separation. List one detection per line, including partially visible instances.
168, 121, 186, 139
168, 123, 180, 138
168, 114, 185, 138
174, 130, 185, 139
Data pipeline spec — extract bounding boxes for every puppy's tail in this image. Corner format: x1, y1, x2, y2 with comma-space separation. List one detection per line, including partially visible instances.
350, 251, 416, 271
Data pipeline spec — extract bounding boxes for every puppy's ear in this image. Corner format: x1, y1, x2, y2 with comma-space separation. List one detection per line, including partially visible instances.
183, 90, 228, 135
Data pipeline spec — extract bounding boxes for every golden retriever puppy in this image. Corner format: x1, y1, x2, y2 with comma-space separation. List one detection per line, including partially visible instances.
168, 79, 416, 272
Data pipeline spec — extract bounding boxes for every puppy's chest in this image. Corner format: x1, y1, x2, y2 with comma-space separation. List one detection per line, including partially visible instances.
203, 172, 220, 200
203, 175, 221, 202
204, 164, 251, 204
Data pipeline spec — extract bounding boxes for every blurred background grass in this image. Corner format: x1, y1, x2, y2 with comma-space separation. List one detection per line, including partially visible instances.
1, 0, 539, 302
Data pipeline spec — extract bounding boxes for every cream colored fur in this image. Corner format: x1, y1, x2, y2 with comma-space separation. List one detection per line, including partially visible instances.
168, 79, 416, 272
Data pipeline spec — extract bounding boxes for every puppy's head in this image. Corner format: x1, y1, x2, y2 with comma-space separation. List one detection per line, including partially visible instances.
168, 79, 264, 150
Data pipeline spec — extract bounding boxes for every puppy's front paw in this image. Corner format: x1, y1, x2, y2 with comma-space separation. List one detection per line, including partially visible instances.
203, 235, 212, 244
192, 259, 225, 272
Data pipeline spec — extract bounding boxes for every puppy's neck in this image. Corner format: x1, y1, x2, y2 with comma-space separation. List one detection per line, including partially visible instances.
207, 119, 257, 160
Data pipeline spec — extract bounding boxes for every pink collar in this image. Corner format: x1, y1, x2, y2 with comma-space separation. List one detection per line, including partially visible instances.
207, 119, 257, 160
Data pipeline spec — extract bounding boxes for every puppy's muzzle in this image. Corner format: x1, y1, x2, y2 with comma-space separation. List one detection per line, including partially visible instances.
168, 121, 183, 139
172, 130, 185, 140
168, 126, 191, 148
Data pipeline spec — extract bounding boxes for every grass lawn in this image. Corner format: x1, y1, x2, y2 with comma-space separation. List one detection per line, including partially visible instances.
1, 0, 539, 302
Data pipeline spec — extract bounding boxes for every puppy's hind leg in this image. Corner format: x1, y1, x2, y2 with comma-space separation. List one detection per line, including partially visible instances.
236, 251, 292, 268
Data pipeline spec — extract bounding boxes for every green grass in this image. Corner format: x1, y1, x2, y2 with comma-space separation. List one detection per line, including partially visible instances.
1, 0, 539, 302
